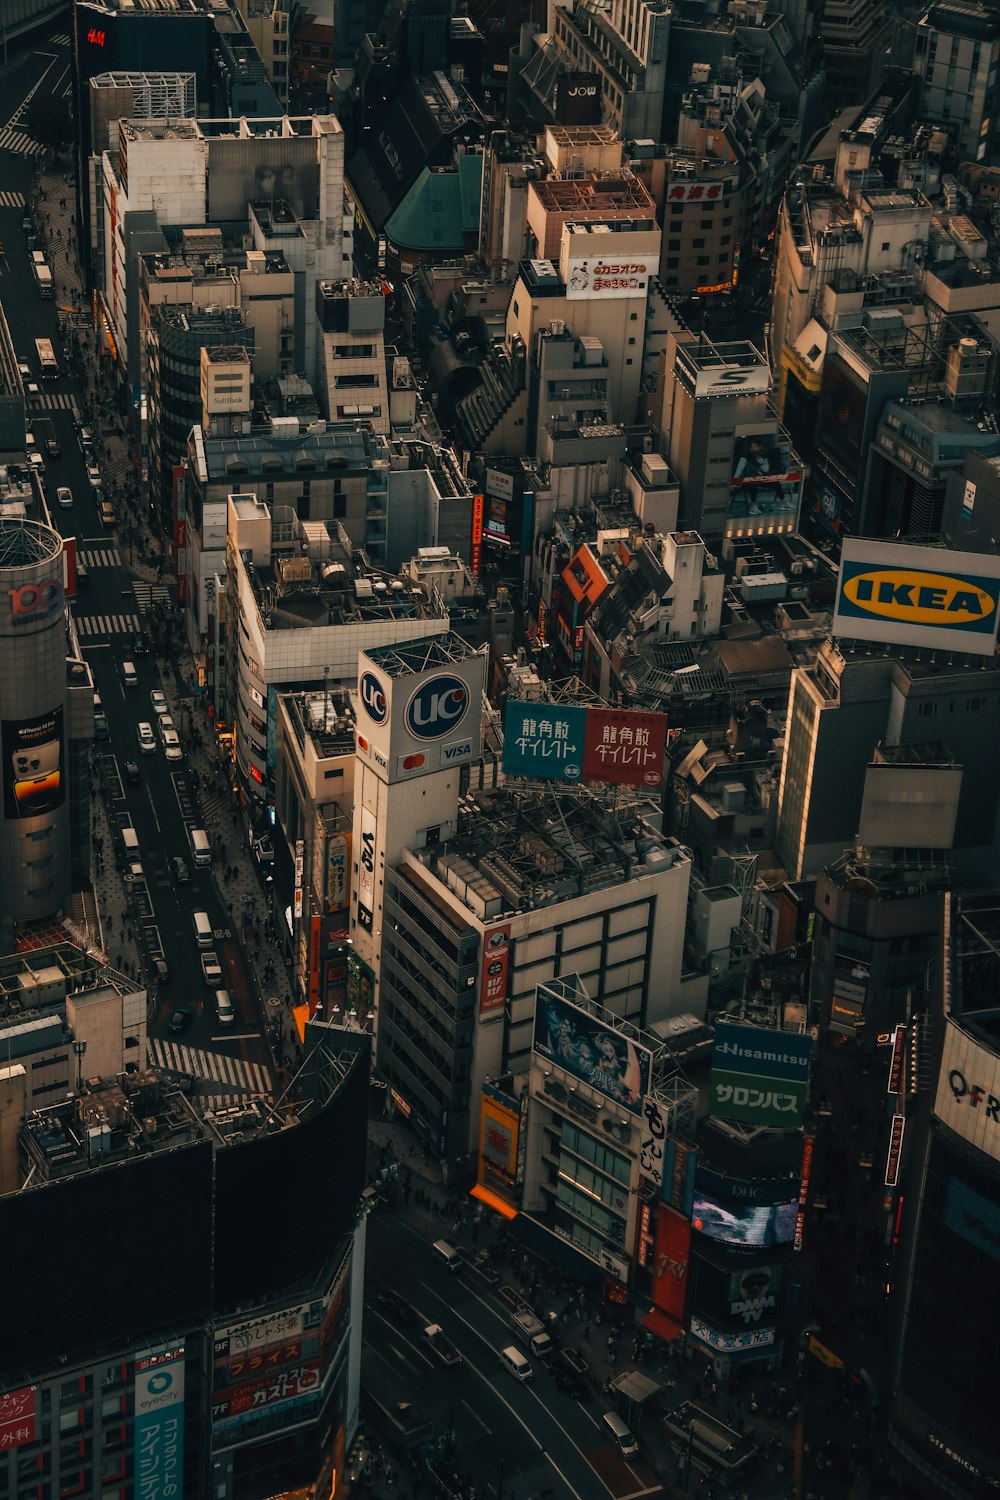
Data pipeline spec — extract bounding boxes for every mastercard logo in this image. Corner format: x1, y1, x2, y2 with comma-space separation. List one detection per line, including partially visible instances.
358, 735, 369, 752
401, 753, 425, 770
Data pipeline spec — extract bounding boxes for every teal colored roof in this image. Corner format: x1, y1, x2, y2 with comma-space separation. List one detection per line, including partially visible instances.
386, 155, 483, 253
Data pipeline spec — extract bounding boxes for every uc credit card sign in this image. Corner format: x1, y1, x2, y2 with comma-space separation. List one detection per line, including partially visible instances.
833, 539, 1000, 657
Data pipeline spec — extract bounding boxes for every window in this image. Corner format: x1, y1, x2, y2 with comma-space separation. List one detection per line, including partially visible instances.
697, 255, 710, 265
693, 238, 706, 248
668, 239, 681, 250
666, 257, 679, 268
722, 215, 733, 226
700, 219, 713, 229
881, 240, 890, 251
628, 336, 636, 344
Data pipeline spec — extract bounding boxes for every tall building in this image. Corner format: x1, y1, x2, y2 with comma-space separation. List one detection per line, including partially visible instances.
820, 0, 894, 111
0, 1006, 369, 1500
912, 0, 1000, 164
775, 542, 1000, 882
0, 521, 83, 940
890, 889, 1000, 1496
658, 333, 802, 543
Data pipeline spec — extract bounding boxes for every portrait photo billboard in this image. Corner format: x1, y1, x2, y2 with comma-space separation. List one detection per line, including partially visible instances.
533, 986, 651, 1114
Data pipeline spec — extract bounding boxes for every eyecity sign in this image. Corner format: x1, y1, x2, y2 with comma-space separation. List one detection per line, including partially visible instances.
833, 539, 1000, 657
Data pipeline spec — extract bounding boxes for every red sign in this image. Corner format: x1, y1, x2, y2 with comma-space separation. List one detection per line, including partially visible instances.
0, 1388, 36, 1452
794, 1134, 815, 1252
480, 924, 510, 1017
309, 915, 321, 1014
666, 181, 724, 201
470, 494, 484, 578
884, 1114, 906, 1187
637, 1201, 654, 1268
651, 1207, 690, 1322
887, 1025, 907, 1095
87, 27, 106, 45
215, 1362, 321, 1419
581, 707, 667, 787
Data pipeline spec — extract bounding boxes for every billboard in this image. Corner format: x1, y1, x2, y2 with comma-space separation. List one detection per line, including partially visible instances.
727, 1264, 782, 1325
689, 1317, 775, 1353
709, 1023, 812, 1128
480, 923, 511, 1018
346, 952, 375, 1022
503, 701, 667, 786
665, 179, 725, 202
357, 805, 376, 933
695, 1166, 799, 1206
944, 1176, 1000, 1263
504, 702, 587, 781
326, 832, 350, 911
486, 468, 514, 503
478, 1092, 519, 1193
565, 254, 658, 300
728, 432, 801, 527
693, 364, 770, 400
484, 494, 514, 549
0, 1388, 36, 1452
933, 1021, 1000, 1161
833, 539, 1000, 657
2, 706, 64, 819
357, 648, 486, 780
638, 1095, 668, 1189
692, 1193, 798, 1247
651, 1206, 690, 1322
134, 1345, 185, 1500
533, 986, 651, 1114
582, 707, 667, 787
471, 493, 484, 578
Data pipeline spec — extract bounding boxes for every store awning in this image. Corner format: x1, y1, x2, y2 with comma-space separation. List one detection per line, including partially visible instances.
642, 1307, 684, 1343
471, 1184, 518, 1220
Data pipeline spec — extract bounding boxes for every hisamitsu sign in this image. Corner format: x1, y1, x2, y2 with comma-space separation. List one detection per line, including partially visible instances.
709, 1023, 813, 1128
833, 539, 1000, 657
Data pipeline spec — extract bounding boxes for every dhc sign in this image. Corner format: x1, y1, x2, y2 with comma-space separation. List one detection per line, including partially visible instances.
833, 540, 1000, 658
405, 673, 470, 740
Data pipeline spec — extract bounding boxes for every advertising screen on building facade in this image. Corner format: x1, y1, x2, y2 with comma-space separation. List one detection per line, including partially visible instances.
728, 433, 802, 527
692, 1193, 798, 1247
2, 707, 64, 820
533, 986, 651, 1114
833, 539, 1000, 657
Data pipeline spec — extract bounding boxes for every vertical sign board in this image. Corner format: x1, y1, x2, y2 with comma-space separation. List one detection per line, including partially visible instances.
709, 1023, 813, 1128
134, 1345, 185, 1500
357, 806, 376, 933
794, 1135, 814, 1252
293, 839, 304, 921
887, 1025, 908, 1095
651, 1206, 691, 1323
638, 1095, 668, 1190
471, 494, 484, 578
480, 923, 511, 1017
884, 1114, 906, 1187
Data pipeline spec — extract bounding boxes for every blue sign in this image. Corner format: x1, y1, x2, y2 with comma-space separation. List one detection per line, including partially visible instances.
134, 1346, 185, 1500
712, 1024, 813, 1082
945, 1176, 1000, 1263
360, 670, 388, 724
405, 673, 470, 740
502, 701, 587, 781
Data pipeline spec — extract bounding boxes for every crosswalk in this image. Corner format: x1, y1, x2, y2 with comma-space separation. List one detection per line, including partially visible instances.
148, 1037, 272, 1094
78, 547, 122, 568
51, 32, 71, 45
30, 392, 76, 410
0, 129, 45, 158
76, 612, 142, 638
0, 190, 25, 208
133, 582, 173, 613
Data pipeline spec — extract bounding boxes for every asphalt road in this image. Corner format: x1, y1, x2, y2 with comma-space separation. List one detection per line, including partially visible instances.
1, 146, 273, 1081
364, 1215, 664, 1500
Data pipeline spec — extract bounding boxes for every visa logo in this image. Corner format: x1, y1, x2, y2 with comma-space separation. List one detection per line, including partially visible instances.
841, 568, 997, 628
443, 741, 472, 762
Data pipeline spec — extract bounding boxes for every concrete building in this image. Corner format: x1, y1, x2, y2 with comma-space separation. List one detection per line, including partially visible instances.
775, 633, 1000, 883
99, 113, 348, 404
0, 1003, 369, 1500
0, 522, 88, 940
0, 304, 25, 455
233, 0, 293, 105
658, 333, 801, 543
315, 278, 389, 434
223, 494, 449, 814
820, 0, 894, 112
912, 0, 1000, 164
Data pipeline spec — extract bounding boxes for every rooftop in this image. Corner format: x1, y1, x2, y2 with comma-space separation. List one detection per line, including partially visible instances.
283, 687, 357, 759
363, 630, 481, 678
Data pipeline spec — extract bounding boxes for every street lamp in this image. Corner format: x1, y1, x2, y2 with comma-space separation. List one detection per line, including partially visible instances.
73, 1039, 88, 1094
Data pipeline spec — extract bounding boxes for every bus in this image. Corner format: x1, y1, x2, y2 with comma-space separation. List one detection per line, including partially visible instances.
31, 251, 53, 298
35, 339, 58, 379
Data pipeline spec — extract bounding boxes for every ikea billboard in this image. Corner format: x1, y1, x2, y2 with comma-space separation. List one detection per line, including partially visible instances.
833, 539, 1000, 657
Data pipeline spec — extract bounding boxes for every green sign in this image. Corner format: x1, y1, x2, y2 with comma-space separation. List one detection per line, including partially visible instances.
708, 1069, 808, 1127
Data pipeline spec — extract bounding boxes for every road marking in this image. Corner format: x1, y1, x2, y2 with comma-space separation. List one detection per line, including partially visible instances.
462, 1398, 492, 1435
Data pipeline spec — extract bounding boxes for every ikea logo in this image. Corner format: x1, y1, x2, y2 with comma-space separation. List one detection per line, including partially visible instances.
838, 562, 1000, 636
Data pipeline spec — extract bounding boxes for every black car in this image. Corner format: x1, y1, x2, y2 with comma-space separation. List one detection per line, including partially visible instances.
172, 857, 191, 884
45, 437, 60, 458
166, 1005, 190, 1034
551, 1364, 589, 1400
131, 630, 152, 656
376, 1289, 418, 1326
123, 759, 141, 785
152, 956, 171, 984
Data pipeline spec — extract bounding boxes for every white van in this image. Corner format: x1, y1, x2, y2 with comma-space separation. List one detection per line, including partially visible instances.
189, 827, 211, 867
432, 1240, 461, 1273
216, 990, 235, 1025
121, 660, 138, 688
500, 1346, 532, 1382
193, 910, 213, 949
602, 1412, 639, 1459
120, 826, 142, 877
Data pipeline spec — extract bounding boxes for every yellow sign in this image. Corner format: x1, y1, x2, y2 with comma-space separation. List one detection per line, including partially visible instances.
840, 569, 995, 627
808, 1334, 844, 1369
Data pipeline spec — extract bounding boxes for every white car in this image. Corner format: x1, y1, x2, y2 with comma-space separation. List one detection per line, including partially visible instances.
160, 726, 182, 761
17, 362, 30, 381
56, 486, 73, 509
201, 950, 223, 987
150, 689, 168, 717
27, 451, 44, 472
136, 721, 156, 755
85, 463, 102, 489
26, 381, 40, 399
